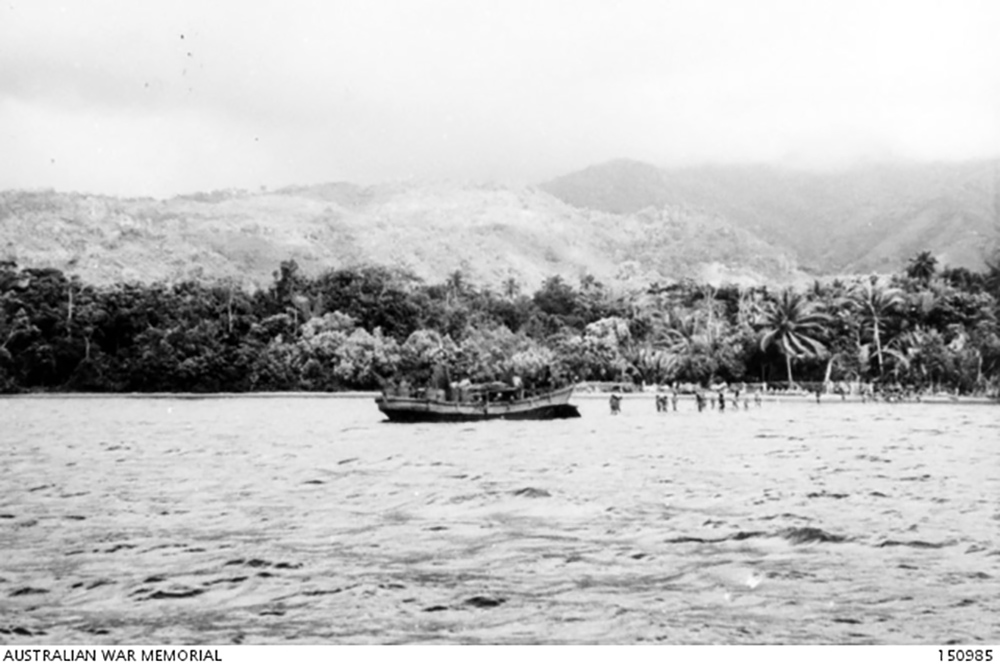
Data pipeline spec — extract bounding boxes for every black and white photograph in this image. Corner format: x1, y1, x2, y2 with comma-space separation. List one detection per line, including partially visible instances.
1, 0, 998, 653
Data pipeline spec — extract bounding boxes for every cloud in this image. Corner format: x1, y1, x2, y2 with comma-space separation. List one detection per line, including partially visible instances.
1, 0, 998, 196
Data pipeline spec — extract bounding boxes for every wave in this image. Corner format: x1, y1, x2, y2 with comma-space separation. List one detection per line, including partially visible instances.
662, 527, 969, 549
805, 491, 850, 499
779, 527, 848, 544
143, 588, 205, 600
877, 539, 957, 549
0, 625, 46, 638
664, 526, 850, 545
223, 558, 303, 569
512, 487, 551, 498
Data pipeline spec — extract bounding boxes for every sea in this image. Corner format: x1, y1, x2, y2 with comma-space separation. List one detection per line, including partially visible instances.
1, 393, 998, 644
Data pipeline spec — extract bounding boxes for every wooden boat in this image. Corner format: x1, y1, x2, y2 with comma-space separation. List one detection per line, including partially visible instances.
375, 384, 581, 422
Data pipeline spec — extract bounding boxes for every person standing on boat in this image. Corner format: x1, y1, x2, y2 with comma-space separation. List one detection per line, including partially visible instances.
539, 366, 553, 390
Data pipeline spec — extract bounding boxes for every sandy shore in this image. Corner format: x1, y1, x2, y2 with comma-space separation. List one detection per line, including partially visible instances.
3, 389, 997, 404
574, 389, 999, 405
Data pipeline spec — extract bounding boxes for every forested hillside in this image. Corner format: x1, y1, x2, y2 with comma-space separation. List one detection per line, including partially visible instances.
7, 159, 994, 289
540, 159, 1000, 274
0, 182, 800, 292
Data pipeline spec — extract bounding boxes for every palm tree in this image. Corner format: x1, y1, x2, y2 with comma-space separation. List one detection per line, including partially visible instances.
847, 278, 905, 378
756, 289, 831, 386
646, 307, 725, 383
501, 277, 520, 300
445, 270, 465, 297
621, 342, 673, 385
736, 286, 766, 330
984, 247, 1000, 298
885, 327, 934, 387
442, 269, 472, 310
906, 251, 938, 284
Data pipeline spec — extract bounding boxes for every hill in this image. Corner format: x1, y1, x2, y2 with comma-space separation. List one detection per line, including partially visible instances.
0, 181, 801, 290
539, 158, 1000, 274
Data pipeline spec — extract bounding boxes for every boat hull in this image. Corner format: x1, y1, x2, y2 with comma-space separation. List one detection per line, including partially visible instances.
375, 386, 581, 422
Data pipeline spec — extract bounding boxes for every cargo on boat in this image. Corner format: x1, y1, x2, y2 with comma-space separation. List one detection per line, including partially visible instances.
375, 383, 580, 422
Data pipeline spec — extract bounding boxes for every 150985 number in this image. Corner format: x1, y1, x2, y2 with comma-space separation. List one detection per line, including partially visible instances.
939, 650, 993, 662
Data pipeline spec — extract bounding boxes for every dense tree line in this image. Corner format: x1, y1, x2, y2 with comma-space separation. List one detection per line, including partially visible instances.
1, 252, 999, 395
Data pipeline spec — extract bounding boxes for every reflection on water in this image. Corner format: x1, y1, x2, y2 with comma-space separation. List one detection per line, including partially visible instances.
1, 395, 998, 644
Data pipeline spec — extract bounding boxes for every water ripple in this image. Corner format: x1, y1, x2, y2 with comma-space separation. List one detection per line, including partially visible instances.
1, 395, 997, 644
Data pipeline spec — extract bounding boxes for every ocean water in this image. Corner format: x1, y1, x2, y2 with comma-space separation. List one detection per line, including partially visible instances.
1, 394, 998, 644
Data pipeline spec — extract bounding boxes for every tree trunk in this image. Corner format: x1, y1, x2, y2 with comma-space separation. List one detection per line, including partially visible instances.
785, 353, 794, 387
67, 285, 74, 337
824, 355, 835, 385
873, 319, 884, 378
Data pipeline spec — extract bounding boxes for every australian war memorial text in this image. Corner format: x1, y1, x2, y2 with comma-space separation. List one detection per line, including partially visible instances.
2, 650, 221, 663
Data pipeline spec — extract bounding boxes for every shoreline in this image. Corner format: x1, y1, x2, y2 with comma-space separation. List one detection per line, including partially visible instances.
0, 391, 381, 399
2, 389, 997, 405
575, 390, 999, 405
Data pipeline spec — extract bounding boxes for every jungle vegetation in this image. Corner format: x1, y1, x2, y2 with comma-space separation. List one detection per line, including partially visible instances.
1, 252, 999, 395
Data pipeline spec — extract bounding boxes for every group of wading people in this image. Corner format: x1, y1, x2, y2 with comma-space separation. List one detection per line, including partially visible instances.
606, 380, 942, 414
609, 385, 764, 414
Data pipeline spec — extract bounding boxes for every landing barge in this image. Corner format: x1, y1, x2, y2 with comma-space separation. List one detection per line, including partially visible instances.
375, 384, 581, 422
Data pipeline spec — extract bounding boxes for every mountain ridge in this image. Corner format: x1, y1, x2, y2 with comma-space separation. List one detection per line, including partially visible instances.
3, 157, 997, 291
539, 158, 1000, 274
0, 180, 800, 290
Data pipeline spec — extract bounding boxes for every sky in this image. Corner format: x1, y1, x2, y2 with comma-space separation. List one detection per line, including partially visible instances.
1, 0, 999, 197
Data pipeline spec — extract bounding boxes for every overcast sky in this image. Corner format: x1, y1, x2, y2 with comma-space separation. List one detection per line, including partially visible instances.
1, 0, 998, 197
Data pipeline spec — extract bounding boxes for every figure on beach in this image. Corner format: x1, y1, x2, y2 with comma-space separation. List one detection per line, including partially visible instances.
695, 392, 706, 412
834, 382, 847, 401
609, 393, 622, 415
